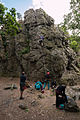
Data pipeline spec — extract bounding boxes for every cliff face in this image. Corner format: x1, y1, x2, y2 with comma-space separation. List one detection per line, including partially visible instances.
0, 8, 80, 84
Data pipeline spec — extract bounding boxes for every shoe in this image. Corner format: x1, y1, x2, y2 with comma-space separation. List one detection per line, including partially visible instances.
41, 90, 44, 93
20, 97, 24, 100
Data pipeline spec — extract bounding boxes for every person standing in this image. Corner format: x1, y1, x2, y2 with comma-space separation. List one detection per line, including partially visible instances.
43, 71, 51, 90
51, 79, 57, 89
20, 72, 26, 99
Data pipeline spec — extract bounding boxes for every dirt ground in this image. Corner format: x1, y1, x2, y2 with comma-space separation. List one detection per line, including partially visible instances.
0, 77, 80, 120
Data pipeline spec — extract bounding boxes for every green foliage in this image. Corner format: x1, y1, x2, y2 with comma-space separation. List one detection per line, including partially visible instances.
0, 3, 21, 59
26, 39, 30, 45
17, 12, 22, 20
9, 8, 16, 18
0, 3, 21, 36
20, 46, 30, 55
59, 0, 80, 52
5, 52, 8, 59
63, 0, 80, 35
0, 3, 7, 25
58, 24, 69, 36
78, 63, 80, 68
4, 8, 20, 36
19, 38, 30, 55
70, 40, 78, 52
69, 35, 80, 52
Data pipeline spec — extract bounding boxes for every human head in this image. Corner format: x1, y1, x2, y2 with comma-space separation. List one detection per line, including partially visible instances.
47, 72, 50, 75
22, 71, 25, 75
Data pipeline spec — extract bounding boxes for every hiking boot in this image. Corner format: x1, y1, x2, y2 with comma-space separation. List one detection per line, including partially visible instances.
20, 97, 24, 100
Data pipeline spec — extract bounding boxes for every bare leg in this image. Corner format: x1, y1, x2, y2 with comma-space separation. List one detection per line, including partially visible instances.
20, 91, 24, 99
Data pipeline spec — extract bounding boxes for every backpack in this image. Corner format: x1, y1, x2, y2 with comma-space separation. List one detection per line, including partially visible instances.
59, 104, 64, 109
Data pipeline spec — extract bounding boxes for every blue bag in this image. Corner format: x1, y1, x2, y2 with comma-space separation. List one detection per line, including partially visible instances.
59, 104, 64, 109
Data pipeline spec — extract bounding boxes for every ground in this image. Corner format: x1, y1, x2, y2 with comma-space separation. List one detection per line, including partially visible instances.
0, 77, 80, 120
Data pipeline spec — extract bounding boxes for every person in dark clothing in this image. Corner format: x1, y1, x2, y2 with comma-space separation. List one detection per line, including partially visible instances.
51, 80, 56, 89
56, 85, 68, 108
43, 72, 51, 90
39, 36, 44, 46
20, 72, 26, 99
39, 39, 44, 46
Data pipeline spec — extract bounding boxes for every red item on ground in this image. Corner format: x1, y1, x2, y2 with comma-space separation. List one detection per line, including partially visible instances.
41, 90, 44, 93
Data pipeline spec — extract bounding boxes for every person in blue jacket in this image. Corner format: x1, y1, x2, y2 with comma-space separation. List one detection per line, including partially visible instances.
35, 80, 43, 90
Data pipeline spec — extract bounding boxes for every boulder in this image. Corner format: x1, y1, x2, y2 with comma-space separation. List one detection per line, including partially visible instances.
0, 8, 79, 84
65, 96, 80, 112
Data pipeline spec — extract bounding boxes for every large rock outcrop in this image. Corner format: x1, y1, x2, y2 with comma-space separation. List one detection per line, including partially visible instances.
0, 8, 80, 83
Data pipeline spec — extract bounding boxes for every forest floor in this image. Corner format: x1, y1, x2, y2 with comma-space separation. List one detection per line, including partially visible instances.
0, 77, 80, 120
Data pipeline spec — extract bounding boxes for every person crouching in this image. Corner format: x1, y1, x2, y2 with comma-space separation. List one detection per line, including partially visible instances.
56, 84, 68, 108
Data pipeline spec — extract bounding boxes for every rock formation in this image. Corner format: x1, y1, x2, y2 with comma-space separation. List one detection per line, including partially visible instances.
0, 8, 80, 83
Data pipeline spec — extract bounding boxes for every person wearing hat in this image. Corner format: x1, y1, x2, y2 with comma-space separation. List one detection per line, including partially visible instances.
20, 71, 27, 99
43, 71, 51, 90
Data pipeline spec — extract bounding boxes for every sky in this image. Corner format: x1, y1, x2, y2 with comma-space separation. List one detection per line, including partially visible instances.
1, 0, 71, 24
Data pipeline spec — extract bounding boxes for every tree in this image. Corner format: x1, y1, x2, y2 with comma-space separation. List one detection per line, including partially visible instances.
59, 0, 80, 52
17, 12, 22, 20
4, 8, 20, 36
0, 3, 7, 25
0, 3, 21, 53
0, 3, 20, 36
62, 0, 80, 35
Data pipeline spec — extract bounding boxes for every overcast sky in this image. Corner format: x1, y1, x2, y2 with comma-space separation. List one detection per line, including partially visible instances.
1, 0, 71, 24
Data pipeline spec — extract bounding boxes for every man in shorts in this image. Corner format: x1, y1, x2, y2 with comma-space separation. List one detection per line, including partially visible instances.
20, 72, 26, 99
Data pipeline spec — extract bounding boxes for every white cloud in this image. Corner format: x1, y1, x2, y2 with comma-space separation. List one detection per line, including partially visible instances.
32, 0, 70, 24
0, 0, 4, 4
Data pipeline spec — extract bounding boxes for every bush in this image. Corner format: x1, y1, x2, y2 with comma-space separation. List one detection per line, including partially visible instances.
20, 46, 30, 55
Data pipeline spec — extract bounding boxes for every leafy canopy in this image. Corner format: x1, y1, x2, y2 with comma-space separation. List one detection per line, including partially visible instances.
0, 3, 20, 36
59, 0, 80, 52
0, 3, 7, 25
61, 0, 80, 35
17, 12, 22, 20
